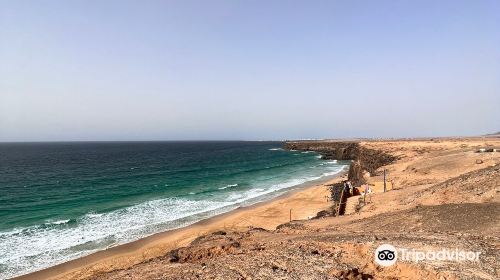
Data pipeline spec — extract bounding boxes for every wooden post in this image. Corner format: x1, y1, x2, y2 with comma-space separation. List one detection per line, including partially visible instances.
383, 169, 387, 192
336, 188, 345, 216
289, 208, 292, 222
364, 188, 366, 204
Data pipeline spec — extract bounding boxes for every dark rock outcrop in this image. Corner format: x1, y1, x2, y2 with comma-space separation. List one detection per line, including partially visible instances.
284, 141, 397, 188
284, 141, 359, 160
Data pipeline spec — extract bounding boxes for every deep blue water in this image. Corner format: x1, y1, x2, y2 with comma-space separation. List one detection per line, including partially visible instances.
0, 141, 347, 278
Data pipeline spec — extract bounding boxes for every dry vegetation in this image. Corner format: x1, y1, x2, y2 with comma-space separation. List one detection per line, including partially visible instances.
54, 138, 500, 279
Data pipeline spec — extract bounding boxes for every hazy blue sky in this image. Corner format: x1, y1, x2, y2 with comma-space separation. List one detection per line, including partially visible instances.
1, 0, 499, 141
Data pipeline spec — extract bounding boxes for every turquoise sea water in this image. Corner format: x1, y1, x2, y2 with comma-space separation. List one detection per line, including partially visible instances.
0, 141, 348, 278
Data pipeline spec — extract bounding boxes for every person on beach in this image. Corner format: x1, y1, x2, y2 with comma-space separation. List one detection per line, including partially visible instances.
347, 181, 353, 195
343, 181, 350, 197
364, 184, 373, 203
365, 184, 371, 194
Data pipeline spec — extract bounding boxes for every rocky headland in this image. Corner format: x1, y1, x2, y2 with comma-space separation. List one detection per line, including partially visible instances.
18, 137, 500, 280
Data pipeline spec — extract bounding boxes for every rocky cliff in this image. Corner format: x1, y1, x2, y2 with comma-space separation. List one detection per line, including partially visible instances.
284, 141, 397, 187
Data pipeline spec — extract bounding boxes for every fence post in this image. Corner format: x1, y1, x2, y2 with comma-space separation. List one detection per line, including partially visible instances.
289, 208, 292, 222
336, 188, 345, 216
383, 169, 387, 192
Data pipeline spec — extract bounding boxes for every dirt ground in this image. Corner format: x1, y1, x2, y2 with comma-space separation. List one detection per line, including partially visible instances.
30, 138, 500, 280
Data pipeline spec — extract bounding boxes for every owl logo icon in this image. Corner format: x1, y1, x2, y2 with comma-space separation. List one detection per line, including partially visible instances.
375, 244, 397, 266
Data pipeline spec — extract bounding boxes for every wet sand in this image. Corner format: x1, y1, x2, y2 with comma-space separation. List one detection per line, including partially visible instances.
15, 174, 346, 280
16, 137, 500, 280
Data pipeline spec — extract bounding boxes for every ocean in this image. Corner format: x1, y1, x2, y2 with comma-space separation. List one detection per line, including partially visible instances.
0, 141, 348, 278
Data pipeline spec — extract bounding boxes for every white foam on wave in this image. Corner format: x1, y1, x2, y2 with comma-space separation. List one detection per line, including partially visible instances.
0, 162, 349, 279
327, 160, 338, 164
85, 212, 104, 218
268, 148, 283, 151
0, 198, 234, 279
222, 165, 347, 207
218, 183, 238, 190
44, 219, 71, 225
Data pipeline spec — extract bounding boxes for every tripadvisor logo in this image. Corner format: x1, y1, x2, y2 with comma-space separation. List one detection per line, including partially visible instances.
374, 243, 481, 266
375, 244, 397, 266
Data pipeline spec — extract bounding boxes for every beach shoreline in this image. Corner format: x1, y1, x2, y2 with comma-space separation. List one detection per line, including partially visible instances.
11, 137, 500, 280
14, 172, 347, 280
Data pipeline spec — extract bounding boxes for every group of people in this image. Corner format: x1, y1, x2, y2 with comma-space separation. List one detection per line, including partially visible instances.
343, 180, 373, 197
343, 180, 354, 196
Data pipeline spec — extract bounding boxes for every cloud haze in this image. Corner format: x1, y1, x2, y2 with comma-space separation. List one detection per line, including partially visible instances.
1, 0, 499, 141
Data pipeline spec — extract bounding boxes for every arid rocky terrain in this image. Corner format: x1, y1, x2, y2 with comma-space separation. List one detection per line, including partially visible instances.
37, 138, 500, 280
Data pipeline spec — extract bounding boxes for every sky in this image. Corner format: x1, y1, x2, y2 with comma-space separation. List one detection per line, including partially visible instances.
0, 0, 499, 141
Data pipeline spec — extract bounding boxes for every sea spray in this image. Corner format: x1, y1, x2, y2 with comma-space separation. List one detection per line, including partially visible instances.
0, 141, 348, 278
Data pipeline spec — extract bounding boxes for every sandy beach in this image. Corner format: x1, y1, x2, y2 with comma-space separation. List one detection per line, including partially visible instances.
15, 175, 345, 280
3, 1, 498, 278
14, 137, 500, 280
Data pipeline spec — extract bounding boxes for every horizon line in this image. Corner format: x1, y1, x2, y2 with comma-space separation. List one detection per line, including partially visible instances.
0, 135, 496, 144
